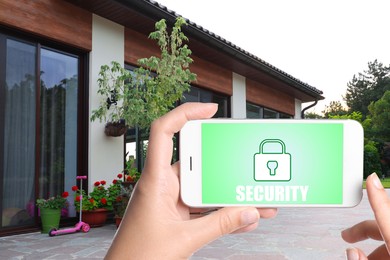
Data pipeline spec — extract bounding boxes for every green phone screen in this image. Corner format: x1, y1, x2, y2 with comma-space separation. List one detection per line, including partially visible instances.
201, 122, 344, 205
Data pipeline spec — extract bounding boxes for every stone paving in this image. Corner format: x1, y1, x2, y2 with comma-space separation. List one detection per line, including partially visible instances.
0, 190, 385, 259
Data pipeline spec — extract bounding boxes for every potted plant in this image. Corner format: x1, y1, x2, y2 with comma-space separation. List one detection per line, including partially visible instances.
90, 17, 196, 135
36, 191, 69, 233
113, 180, 134, 228
72, 178, 121, 227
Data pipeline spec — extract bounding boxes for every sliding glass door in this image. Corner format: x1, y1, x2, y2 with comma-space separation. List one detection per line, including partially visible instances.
0, 34, 85, 233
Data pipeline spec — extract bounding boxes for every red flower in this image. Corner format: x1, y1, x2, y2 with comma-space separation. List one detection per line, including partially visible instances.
94, 181, 100, 186
89, 198, 95, 203
75, 195, 81, 202
113, 179, 118, 184
116, 196, 122, 202
117, 173, 123, 179
100, 180, 106, 185
71, 185, 78, 191
126, 176, 134, 182
61, 191, 69, 198
101, 198, 107, 204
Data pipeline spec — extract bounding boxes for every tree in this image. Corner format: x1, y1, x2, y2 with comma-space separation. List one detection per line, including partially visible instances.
322, 101, 347, 118
344, 60, 390, 118
304, 112, 323, 119
368, 90, 390, 142
91, 17, 196, 130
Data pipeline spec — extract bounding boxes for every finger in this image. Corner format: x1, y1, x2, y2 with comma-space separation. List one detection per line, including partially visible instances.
346, 247, 368, 260
366, 173, 390, 250
144, 103, 218, 174
258, 208, 278, 219
341, 220, 383, 243
184, 207, 260, 252
368, 244, 390, 259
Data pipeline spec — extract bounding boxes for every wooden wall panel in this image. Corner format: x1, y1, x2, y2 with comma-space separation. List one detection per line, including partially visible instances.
0, 0, 92, 50
125, 28, 232, 96
125, 28, 159, 65
246, 78, 295, 115
190, 56, 232, 96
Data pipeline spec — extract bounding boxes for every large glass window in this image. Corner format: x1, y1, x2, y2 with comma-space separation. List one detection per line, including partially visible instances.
246, 102, 292, 119
0, 33, 84, 232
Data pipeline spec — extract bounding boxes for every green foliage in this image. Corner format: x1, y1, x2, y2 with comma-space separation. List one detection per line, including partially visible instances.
328, 111, 363, 122
322, 101, 348, 118
36, 193, 68, 209
91, 17, 196, 129
368, 90, 390, 141
304, 112, 323, 119
364, 141, 382, 179
73, 179, 121, 211
344, 60, 390, 118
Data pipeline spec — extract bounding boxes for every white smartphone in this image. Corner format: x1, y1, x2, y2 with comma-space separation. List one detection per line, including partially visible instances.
180, 119, 364, 207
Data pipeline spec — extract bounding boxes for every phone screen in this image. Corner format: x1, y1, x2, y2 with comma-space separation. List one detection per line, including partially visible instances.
201, 122, 344, 205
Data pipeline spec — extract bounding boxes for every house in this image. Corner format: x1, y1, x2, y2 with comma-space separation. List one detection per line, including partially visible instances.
0, 0, 324, 236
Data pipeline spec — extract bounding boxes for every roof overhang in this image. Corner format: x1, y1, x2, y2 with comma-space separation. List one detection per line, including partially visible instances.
66, 0, 324, 102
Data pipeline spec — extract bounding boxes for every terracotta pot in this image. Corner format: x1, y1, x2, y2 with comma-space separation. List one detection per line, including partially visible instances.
81, 208, 108, 227
115, 216, 122, 228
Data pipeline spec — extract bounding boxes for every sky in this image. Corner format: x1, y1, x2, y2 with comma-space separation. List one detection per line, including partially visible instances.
156, 0, 390, 114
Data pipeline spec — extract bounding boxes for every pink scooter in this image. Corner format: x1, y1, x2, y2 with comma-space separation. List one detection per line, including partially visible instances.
49, 176, 90, 236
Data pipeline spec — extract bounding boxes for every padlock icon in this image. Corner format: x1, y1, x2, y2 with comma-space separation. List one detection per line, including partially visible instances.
254, 139, 291, 181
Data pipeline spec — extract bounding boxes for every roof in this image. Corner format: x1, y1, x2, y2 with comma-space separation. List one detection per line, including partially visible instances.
66, 0, 324, 102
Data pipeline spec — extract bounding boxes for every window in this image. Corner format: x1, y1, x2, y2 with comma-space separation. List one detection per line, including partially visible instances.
124, 77, 230, 172
246, 102, 292, 119
183, 86, 230, 118
0, 32, 86, 233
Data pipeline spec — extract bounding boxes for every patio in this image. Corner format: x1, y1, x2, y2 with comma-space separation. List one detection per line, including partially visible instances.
0, 190, 384, 259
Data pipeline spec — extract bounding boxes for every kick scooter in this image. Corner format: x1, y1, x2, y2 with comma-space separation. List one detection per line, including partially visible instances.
49, 176, 90, 236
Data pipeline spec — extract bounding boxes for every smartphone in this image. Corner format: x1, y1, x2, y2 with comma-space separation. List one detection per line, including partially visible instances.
180, 119, 364, 207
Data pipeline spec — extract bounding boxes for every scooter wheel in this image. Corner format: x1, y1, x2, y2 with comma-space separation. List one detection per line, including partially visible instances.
48, 228, 57, 237
81, 224, 90, 233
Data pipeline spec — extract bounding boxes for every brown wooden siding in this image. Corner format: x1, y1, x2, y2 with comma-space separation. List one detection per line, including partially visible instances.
246, 78, 295, 116
125, 28, 232, 96
0, 0, 92, 50
190, 56, 232, 96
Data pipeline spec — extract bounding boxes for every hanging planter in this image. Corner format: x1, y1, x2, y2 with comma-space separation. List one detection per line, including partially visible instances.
104, 119, 126, 137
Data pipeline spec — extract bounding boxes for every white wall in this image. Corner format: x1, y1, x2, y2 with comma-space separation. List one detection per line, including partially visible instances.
231, 72, 246, 118
294, 99, 303, 119
89, 15, 124, 191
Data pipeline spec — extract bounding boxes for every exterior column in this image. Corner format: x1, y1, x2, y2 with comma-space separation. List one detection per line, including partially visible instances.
89, 15, 124, 191
231, 72, 246, 118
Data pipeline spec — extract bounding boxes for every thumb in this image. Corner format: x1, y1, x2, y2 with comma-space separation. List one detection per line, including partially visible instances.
185, 207, 259, 251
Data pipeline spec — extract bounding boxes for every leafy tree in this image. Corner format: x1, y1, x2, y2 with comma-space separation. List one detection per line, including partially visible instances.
91, 17, 196, 129
364, 140, 382, 179
322, 101, 347, 118
367, 90, 390, 142
304, 112, 323, 119
344, 60, 390, 118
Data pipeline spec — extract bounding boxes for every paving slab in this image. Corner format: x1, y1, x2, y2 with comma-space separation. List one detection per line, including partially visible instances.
0, 190, 385, 259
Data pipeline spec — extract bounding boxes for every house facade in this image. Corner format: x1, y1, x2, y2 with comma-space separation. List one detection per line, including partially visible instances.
0, 0, 323, 236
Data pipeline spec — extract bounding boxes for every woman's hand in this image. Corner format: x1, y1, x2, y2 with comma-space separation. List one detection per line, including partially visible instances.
105, 103, 277, 260
342, 173, 390, 260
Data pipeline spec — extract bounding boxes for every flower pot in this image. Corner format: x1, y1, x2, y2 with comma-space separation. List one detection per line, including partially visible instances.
40, 208, 61, 234
115, 216, 122, 228
104, 120, 127, 137
81, 208, 108, 227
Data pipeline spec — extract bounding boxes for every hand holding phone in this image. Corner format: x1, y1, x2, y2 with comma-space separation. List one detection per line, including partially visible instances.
180, 119, 364, 207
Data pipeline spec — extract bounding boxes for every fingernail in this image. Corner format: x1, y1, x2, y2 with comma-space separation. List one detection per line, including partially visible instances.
241, 209, 259, 226
346, 248, 359, 260
371, 172, 384, 190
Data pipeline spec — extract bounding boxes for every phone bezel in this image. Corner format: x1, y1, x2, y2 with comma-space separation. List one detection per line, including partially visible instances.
180, 119, 363, 208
